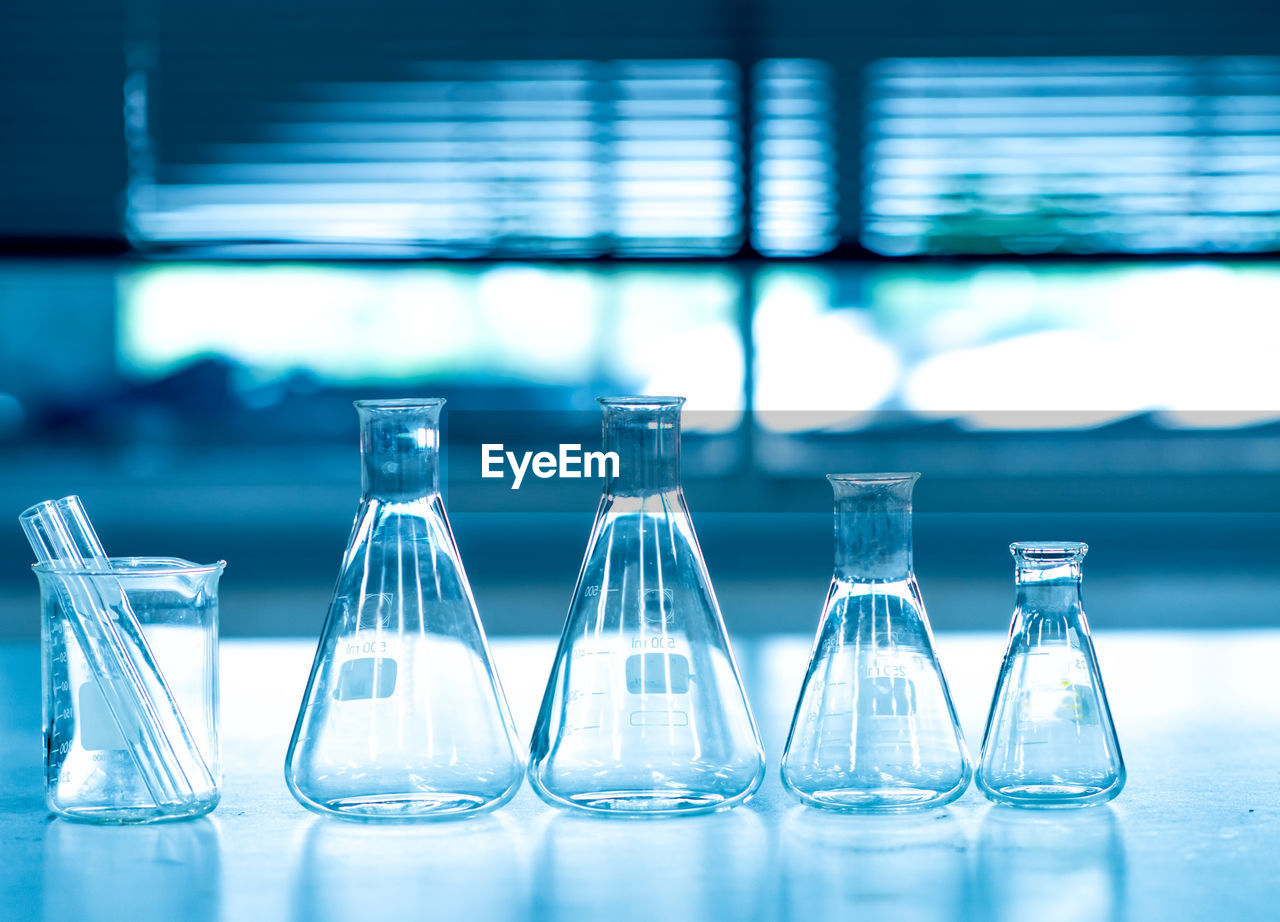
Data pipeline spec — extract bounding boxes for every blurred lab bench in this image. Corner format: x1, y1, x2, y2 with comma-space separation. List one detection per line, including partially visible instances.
0, 631, 1277, 922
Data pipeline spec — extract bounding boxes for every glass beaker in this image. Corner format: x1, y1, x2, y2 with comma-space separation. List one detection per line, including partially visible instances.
780, 473, 971, 811
528, 396, 765, 816
35, 557, 223, 824
977, 542, 1125, 807
285, 398, 524, 821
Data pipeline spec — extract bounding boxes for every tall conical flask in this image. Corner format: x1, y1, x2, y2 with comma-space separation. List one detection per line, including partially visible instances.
528, 396, 765, 816
781, 473, 971, 811
977, 542, 1124, 807
285, 398, 523, 821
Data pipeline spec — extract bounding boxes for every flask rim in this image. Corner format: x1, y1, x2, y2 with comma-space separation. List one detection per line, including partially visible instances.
354, 398, 445, 411
597, 395, 685, 410
1010, 541, 1088, 561
827, 472, 920, 484
33, 556, 227, 577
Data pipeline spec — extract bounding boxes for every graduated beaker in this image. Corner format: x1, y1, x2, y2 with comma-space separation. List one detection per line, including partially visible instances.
36, 557, 223, 823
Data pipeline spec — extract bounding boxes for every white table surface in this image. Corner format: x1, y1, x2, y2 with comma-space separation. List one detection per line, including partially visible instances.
1, 631, 1277, 922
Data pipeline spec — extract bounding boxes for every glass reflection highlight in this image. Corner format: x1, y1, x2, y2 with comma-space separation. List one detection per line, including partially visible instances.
291, 817, 528, 922
780, 808, 969, 922
42, 818, 221, 922
977, 805, 1127, 922
533, 810, 767, 922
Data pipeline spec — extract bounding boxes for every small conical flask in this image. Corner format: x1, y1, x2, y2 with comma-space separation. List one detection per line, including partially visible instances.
285, 398, 523, 820
977, 542, 1125, 807
781, 473, 971, 811
528, 396, 765, 816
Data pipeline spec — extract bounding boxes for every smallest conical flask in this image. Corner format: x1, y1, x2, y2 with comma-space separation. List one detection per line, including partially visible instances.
977, 542, 1125, 807
285, 399, 524, 820
781, 473, 971, 811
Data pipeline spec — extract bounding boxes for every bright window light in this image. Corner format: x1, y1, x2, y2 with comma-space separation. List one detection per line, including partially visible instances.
118, 264, 745, 423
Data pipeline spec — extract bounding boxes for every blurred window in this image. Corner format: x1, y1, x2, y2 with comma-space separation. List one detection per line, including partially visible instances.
127, 60, 743, 256
751, 59, 839, 256
863, 57, 1280, 255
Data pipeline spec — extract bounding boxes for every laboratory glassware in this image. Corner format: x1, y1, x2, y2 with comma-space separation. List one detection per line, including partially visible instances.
23, 494, 219, 822
528, 396, 765, 817
285, 398, 523, 821
34, 555, 223, 823
977, 542, 1125, 807
781, 473, 971, 811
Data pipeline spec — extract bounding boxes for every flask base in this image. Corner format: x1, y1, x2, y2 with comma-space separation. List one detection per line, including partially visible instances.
979, 781, 1122, 808
51, 800, 219, 825
303, 791, 498, 822
786, 785, 965, 813
538, 787, 747, 818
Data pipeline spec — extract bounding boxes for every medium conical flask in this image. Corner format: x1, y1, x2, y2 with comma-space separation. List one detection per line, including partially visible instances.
285, 398, 523, 821
528, 396, 765, 816
781, 473, 971, 811
977, 542, 1124, 807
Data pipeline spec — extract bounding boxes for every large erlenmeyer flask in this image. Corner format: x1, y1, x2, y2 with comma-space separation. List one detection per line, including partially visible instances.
977, 542, 1124, 807
528, 396, 765, 816
285, 398, 523, 821
780, 473, 971, 811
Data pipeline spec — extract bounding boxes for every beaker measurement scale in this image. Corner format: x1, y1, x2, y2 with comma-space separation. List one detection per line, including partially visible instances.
630, 711, 688, 727
631, 636, 677, 650
865, 662, 909, 679
47, 622, 87, 764
342, 640, 389, 656
812, 680, 850, 694
563, 723, 601, 737
1022, 649, 1088, 669
564, 640, 616, 734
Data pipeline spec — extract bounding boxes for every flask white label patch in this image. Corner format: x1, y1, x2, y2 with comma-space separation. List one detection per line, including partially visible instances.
481, 443, 620, 489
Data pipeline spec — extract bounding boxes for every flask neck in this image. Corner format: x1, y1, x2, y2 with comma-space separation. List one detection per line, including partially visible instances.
1012, 543, 1087, 618
600, 397, 684, 496
357, 399, 443, 501
831, 474, 918, 581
